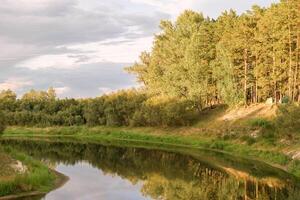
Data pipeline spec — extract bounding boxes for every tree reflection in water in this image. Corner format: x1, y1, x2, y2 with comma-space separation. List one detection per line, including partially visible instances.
1, 139, 300, 200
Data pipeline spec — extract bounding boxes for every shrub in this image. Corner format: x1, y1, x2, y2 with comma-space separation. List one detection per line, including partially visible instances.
275, 104, 300, 135
281, 96, 290, 104
240, 135, 256, 145
288, 160, 300, 177
248, 118, 272, 129
209, 140, 228, 150
131, 96, 197, 127
0, 112, 6, 135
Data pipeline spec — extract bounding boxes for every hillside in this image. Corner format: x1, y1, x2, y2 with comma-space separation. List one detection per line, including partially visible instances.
219, 104, 277, 121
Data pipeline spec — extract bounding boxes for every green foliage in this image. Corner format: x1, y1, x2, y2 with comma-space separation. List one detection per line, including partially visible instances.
131, 96, 197, 127
248, 118, 276, 139
288, 160, 300, 177
275, 104, 300, 135
0, 112, 6, 135
240, 135, 256, 145
0, 89, 198, 127
261, 131, 276, 141
127, 1, 300, 106
209, 140, 228, 150
281, 96, 290, 104
248, 118, 272, 129
126, 10, 216, 108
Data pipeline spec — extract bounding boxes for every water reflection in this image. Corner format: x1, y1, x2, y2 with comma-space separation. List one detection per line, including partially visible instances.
45, 162, 148, 200
2, 139, 300, 200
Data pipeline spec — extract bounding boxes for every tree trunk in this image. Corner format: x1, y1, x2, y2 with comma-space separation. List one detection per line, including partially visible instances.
255, 53, 258, 103
250, 86, 253, 104
244, 49, 248, 105
288, 6, 293, 100
195, 104, 202, 114
273, 53, 277, 104
255, 80, 258, 103
244, 179, 248, 200
195, 97, 203, 114
293, 47, 298, 101
295, 31, 300, 101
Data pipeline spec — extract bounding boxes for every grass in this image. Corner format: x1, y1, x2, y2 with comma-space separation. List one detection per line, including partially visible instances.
248, 118, 273, 129
0, 152, 16, 178
288, 160, 300, 177
0, 146, 56, 197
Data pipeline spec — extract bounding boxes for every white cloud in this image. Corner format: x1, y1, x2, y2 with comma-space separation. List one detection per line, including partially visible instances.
16, 54, 84, 70
130, 0, 279, 19
67, 36, 153, 64
98, 84, 137, 95
130, 0, 198, 18
17, 35, 154, 70
0, 0, 166, 69
0, 0, 75, 15
0, 78, 33, 91
54, 86, 70, 96
98, 87, 113, 94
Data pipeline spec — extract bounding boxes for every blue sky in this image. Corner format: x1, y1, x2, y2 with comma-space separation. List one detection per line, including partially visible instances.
0, 0, 278, 98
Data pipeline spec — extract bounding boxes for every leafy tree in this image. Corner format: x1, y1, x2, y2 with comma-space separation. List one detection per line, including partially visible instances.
0, 90, 17, 111
213, 10, 243, 105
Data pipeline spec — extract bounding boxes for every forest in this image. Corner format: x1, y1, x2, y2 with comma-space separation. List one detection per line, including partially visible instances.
127, 0, 300, 108
0, 0, 299, 129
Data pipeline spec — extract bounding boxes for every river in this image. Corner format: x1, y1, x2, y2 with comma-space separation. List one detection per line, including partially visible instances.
1, 138, 299, 200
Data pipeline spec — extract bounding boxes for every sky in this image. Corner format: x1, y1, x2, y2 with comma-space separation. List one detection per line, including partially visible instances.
0, 0, 278, 98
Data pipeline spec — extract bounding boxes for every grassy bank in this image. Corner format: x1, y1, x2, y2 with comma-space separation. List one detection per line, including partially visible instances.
0, 145, 59, 198
3, 126, 300, 178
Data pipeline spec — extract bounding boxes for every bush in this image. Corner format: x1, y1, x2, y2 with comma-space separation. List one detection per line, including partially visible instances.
281, 96, 290, 104
209, 140, 228, 150
248, 118, 272, 129
275, 104, 300, 135
240, 135, 256, 145
0, 112, 6, 135
288, 160, 300, 177
131, 97, 197, 127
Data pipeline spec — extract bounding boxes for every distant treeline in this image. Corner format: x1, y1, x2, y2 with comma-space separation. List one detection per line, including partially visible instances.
127, 0, 300, 107
0, 89, 197, 127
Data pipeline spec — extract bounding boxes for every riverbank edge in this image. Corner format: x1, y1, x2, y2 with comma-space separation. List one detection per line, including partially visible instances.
0, 147, 68, 199
2, 126, 300, 178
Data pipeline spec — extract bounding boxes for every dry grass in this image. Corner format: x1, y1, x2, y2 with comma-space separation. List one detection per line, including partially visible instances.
0, 152, 16, 181
219, 104, 277, 121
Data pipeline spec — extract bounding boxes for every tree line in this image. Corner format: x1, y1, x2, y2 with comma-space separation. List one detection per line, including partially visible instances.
0, 89, 197, 128
127, 0, 300, 108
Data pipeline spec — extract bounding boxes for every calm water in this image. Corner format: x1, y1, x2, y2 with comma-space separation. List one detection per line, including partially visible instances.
44, 162, 148, 200
2, 138, 300, 200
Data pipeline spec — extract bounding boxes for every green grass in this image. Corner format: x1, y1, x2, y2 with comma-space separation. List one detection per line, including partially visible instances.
248, 118, 273, 129
289, 160, 300, 177
0, 146, 56, 197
